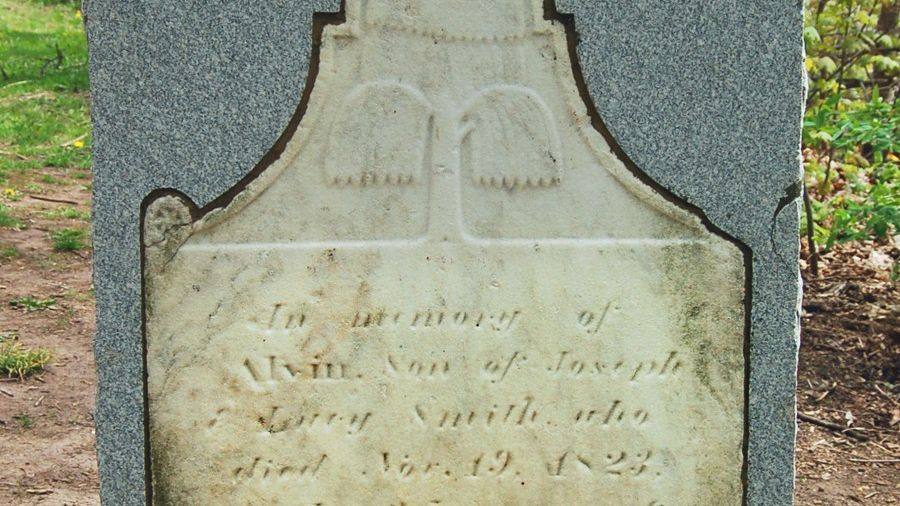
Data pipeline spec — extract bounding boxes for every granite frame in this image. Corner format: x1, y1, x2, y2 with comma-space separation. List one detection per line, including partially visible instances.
86, 1, 803, 504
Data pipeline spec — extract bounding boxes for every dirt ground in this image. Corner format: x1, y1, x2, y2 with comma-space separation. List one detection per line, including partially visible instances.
796, 243, 899, 505
0, 167, 98, 506
0, 174, 897, 504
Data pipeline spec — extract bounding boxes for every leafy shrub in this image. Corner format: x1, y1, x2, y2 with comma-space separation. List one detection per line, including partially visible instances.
803, 92, 899, 248
802, 0, 898, 256
804, 0, 899, 106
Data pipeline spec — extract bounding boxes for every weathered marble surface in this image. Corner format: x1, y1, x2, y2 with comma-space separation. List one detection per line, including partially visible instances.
144, 2, 744, 504
87, 1, 803, 505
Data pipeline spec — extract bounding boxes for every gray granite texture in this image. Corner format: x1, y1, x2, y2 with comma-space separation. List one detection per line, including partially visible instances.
86, 1, 804, 505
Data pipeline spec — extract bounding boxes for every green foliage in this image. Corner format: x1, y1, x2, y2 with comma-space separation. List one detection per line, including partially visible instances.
806, 92, 897, 159
813, 168, 897, 247
802, 1, 898, 252
49, 227, 86, 251
805, 0, 899, 106
803, 93, 898, 248
9, 295, 57, 312
0, 343, 52, 379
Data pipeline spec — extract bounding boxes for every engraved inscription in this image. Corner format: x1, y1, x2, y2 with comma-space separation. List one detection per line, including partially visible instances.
255, 407, 373, 435
242, 356, 355, 386
232, 454, 327, 484
144, 1, 746, 504
387, 356, 450, 380
250, 303, 308, 331
349, 309, 521, 332
414, 398, 539, 430
547, 351, 683, 381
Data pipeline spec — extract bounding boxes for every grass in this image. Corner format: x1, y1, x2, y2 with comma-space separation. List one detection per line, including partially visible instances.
0, 0, 91, 185
41, 205, 89, 220
17, 413, 34, 429
1, 245, 20, 257
40, 173, 64, 184
0, 203, 23, 228
0, 343, 52, 378
49, 226, 86, 251
9, 295, 57, 311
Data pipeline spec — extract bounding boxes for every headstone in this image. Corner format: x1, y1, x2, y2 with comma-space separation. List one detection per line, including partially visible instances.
86, 1, 804, 505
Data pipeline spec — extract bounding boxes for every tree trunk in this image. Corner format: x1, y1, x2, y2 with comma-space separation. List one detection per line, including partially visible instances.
875, 0, 899, 100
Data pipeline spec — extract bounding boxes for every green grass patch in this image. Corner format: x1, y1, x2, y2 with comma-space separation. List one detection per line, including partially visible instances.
0, 203, 23, 228
0, 343, 52, 379
0, 0, 91, 176
16, 413, 34, 429
41, 206, 89, 220
49, 226, 86, 251
1, 245, 20, 257
40, 173, 64, 185
9, 295, 56, 312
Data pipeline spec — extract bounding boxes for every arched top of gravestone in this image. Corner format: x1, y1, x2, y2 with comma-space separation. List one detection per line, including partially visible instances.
145, 0, 728, 265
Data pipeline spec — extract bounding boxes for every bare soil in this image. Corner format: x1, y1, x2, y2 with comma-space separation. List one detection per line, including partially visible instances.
0, 169, 98, 506
0, 171, 897, 504
795, 242, 900, 505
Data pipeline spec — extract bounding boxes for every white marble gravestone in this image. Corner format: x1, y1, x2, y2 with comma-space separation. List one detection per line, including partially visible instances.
142, 1, 746, 504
